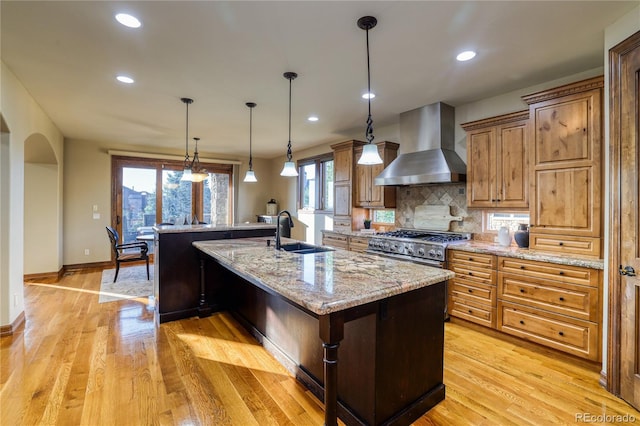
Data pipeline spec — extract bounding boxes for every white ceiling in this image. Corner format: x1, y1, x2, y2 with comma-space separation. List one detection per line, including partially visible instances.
2, 1, 637, 159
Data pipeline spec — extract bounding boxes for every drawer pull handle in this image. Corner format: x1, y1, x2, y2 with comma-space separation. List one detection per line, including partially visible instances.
559, 297, 565, 301
520, 265, 525, 269
559, 242, 564, 246
558, 331, 564, 336
519, 320, 525, 325
520, 289, 525, 293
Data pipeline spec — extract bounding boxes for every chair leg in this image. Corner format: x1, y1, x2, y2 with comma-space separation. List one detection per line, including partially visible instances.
114, 262, 120, 283
146, 259, 150, 280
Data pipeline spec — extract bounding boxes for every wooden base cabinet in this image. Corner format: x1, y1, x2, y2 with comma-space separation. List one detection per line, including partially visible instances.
496, 256, 602, 361
447, 251, 497, 328
322, 231, 349, 250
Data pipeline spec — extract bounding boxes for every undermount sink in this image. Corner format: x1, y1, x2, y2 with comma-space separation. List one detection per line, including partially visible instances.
279, 242, 334, 254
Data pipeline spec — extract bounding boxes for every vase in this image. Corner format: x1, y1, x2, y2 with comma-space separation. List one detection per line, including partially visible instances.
364, 221, 371, 229
514, 223, 529, 248
498, 226, 511, 247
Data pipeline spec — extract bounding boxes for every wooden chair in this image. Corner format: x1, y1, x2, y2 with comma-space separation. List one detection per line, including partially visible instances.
105, 226, 149, 283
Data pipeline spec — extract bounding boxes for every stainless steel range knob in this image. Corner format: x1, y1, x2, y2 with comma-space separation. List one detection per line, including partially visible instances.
428, 249, 436, 257
417, 247, 425, 256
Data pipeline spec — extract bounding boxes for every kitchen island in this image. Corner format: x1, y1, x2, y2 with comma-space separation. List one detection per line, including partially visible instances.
153, 223, 276, 323
193, 238, 454, 426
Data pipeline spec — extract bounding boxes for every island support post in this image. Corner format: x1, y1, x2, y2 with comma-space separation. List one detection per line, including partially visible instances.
319, 312, 345, 426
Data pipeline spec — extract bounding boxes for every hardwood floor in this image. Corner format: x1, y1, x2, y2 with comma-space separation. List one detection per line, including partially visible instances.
2, 268, 638, 425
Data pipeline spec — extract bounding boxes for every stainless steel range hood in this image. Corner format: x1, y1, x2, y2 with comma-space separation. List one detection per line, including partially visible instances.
374, 102, 467, 186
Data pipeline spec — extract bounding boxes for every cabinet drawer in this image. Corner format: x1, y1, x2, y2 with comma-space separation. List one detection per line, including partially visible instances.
498, 257, 599, 287
332, 216, 352, 233
448, 250, 496, 268
449, 263, 496, 285
322, 234, 349, 250
498, 273, 599, 321
450, 278, 496, 305
498, 301, 599, 361
349, 236, 370, 252
529, 234, 601, 258
449, 295, 495, 329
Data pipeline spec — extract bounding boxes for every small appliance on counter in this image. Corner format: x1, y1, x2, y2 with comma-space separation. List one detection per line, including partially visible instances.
266, 198, 278, 216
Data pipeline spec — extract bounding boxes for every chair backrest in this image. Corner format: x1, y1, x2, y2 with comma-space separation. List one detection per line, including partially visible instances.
106, 226, 120, 257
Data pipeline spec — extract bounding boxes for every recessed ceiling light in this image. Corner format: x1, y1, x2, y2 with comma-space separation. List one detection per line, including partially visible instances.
116, 75, 135, 84
362, 92, 376, 100
456, 50, 476, 61
115, 13, 141, 28
307, 116, 319, 122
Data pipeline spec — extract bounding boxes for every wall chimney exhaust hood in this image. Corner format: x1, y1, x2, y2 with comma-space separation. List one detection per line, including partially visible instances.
374, 102, 467, 186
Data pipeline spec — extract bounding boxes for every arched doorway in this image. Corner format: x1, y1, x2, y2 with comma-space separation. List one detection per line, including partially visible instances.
23, 133, 60, 277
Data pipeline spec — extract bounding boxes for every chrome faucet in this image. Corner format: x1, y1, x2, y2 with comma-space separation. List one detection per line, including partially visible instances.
275, 210, 294, 250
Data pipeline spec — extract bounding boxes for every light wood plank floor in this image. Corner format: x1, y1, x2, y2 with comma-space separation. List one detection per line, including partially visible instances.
2, 268, 638, 425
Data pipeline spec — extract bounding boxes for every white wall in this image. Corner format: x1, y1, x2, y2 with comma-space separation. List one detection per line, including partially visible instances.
0, 62, 64, 328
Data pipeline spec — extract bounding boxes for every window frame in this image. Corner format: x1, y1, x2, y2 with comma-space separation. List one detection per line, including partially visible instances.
297, 153, 334, 213
111, 156, 233, 235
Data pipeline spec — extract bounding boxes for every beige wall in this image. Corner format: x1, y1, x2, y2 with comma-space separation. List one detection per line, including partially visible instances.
1, 62, 64, 327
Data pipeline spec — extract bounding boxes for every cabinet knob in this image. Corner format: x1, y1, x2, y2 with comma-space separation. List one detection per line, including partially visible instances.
520, 288, 525, 293
468, 289, 473, 293
468, 309, 473, 314
559, 297, 565, 301
559, 271, 565, 275
520, 265, 525, 269
519, 320, 525, 325
468, 272, 473, 276
468, 257, 474, 261
558, 242, 564, 246
559, 331, 565, 336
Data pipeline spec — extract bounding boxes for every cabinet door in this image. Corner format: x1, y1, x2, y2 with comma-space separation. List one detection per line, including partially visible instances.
528, 85, 602, 239
334, 148, 353, 182
334, 183, 352, 216
497, 121, 528, 208
353, 147, 370, 207
467, 128, 496, 207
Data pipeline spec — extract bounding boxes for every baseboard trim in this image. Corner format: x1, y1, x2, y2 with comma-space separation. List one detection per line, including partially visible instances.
599, 370, 608, 389
24, 267, 65, 282
63, 261, 113, 272
0, 311, 25, 337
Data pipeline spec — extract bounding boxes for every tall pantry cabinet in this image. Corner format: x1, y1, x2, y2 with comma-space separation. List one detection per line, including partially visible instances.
522, 76, 604, 258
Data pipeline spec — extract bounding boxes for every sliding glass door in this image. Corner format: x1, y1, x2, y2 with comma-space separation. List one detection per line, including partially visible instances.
112, 156, 233, 247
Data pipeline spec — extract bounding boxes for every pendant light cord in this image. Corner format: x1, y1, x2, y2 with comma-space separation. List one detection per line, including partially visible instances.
184, 101, 191, 166
365, 27, 374, 145
249, 106, 253, 169
287, 76, 293, 161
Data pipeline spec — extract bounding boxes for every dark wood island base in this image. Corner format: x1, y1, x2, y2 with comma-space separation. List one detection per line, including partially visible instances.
216, 261, 447, 426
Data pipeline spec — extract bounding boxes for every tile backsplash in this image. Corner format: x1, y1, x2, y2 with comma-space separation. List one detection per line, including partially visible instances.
395, 183, 482, 234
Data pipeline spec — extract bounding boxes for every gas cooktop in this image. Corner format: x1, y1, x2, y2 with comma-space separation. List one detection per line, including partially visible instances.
367, 229, 471, 264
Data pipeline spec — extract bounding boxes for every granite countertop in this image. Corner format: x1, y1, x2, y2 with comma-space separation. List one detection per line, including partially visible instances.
153, 222, 276, 234
193, 237, 454, 316
448, 241, 604, 270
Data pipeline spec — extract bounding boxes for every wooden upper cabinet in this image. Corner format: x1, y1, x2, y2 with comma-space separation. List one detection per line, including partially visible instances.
522, 76, 603, 257
353, 141, 399, 208
330, 140, 365, 231
462, 111, 529, 209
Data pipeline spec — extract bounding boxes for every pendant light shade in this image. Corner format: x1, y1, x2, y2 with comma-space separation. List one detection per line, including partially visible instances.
280, 72, 299, 177
357, 16, 383, 165
180, 97, 194, 181
243, 102, 258, 183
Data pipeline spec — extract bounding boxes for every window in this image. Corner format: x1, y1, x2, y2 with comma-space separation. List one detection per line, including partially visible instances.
112, 156, 233, 244
298, 154, 334, 212
485, 211, 529, 233
373, 209, 395, 224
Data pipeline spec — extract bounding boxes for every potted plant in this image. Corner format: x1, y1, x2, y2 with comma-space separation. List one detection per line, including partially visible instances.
363, 219, 372, 229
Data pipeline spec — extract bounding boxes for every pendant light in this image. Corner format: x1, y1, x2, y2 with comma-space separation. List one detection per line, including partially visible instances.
243, 102, 258, 183
280, 72, 299, 177
190, 137, 209, 183
357, 16, 383, 165
180, 97, 194, 181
